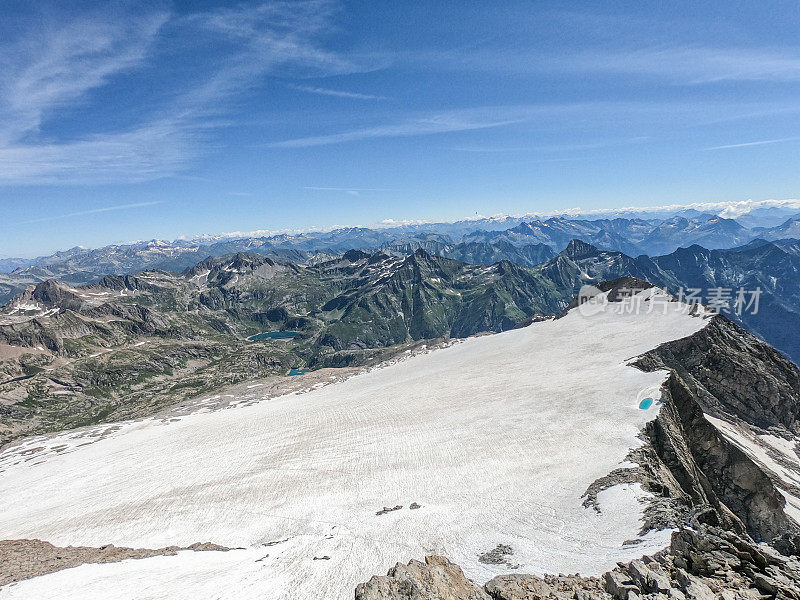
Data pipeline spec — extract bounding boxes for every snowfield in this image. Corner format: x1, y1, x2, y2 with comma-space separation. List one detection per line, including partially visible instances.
0, 291, 710, 599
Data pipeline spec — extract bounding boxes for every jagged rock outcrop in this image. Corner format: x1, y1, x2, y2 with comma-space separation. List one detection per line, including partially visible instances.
629, 314, 800, 554
19, 280, 84, 311
355, 555, 491, 600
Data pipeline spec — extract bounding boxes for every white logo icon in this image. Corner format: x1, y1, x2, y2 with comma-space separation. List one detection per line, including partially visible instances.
576, 284, 607, 317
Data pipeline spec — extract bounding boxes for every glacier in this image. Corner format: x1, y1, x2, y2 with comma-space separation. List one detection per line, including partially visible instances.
0, 290, 710, 599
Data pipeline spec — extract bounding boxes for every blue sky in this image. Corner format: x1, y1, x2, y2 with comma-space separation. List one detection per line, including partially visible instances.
2, 0, 800, 256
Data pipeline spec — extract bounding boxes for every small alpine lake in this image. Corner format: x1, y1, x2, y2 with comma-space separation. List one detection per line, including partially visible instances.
247, 331, 301, 341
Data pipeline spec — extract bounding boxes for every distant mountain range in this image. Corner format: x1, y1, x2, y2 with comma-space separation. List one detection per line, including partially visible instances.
3, 211, 800, 305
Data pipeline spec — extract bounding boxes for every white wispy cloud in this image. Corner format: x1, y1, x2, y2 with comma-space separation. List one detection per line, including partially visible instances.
413, 45, 800, 84
452, 137, 650, 153
18, 201, 164, 224
704, 137, 800, 151
0, 120, 198, 184
565, 47, 800, 84
288, 84, 387, 100
270, 107, 538, 148
304, 186, 396, 191
304, 186, 397, 196
0, 1, 371, 185
451, 146, 533, 153
269, 100, 798, 149
177, 0, 371, 107
0, 8, 169, 145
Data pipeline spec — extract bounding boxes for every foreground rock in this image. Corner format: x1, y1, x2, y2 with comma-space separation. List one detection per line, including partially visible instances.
355, 555, 491, 600
356, 519, 800, 600
0, 538, 230, 586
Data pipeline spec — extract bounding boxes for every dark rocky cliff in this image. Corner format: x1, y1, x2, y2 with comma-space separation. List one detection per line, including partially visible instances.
634, 315, 800, 435
644, 372, 800, 553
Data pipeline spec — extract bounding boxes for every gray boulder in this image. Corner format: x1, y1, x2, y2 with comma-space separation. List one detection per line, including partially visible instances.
355, 555, 490, 600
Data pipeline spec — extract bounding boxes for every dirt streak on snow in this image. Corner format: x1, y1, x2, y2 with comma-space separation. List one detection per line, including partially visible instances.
0, 293, 709, 600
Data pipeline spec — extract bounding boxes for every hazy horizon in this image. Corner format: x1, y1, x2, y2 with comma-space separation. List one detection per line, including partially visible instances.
3, 196, 800, 259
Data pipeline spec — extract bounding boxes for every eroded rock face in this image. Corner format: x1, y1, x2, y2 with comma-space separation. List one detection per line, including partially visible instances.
633, 316, 800, 553
644, 372, 797, 550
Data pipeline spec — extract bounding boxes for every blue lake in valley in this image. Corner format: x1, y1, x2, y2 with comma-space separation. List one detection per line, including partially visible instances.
639, 397, 654, 410
288, 368, 309, 376
247, 331, 300, 341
